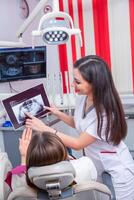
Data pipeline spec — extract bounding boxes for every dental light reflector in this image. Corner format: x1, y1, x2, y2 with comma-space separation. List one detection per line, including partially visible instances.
43, 30, 69, 44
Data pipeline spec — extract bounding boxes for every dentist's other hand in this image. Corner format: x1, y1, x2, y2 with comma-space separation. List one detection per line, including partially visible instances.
44, 105, 61, 117
25, 112, 52, 133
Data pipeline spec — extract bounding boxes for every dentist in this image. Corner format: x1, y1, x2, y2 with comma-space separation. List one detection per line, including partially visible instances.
26, 55, 134, 200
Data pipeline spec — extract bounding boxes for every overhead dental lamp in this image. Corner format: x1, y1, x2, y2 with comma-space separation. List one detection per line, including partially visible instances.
17, 0, 82, 47
32, 11, 82, 46
0, 0, 82, 47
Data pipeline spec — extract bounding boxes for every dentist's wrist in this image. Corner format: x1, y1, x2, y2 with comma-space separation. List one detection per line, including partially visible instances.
45, 127, 57, 134
53, 129, 58, 135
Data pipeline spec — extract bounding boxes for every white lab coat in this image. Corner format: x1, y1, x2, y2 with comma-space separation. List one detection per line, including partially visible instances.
74, 95, 134, 200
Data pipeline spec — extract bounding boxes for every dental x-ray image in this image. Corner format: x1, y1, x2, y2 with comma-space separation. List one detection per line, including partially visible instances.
12, 95, 44, 124
2, 84, 50, 129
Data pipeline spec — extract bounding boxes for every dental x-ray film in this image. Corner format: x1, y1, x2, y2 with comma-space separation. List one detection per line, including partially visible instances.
2, 84, 50, 129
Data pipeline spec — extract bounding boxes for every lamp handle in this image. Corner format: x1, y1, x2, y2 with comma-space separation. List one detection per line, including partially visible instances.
38, 11, 74, 31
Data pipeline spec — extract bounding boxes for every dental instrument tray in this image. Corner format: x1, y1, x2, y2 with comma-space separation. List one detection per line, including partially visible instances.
0, 46, 46, 82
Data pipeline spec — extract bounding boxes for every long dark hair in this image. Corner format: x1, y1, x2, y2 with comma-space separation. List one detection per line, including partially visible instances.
74, 55, 127, 145
26, 132, 68, 189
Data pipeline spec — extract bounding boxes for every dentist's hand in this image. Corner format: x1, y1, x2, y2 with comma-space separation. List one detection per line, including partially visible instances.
44, 104, 61, 117
25, 112, 52, 133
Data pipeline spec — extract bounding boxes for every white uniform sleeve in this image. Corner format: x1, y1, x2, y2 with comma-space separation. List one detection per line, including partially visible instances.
85, 116, 100, 139
85, 112, 107, 141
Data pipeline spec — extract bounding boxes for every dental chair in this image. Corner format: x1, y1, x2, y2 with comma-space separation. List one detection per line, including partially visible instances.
0, 152, 12, 200
7, 161, 112, 200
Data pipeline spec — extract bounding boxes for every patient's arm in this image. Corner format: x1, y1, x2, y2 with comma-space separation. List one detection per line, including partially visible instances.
19, 128, 32, 164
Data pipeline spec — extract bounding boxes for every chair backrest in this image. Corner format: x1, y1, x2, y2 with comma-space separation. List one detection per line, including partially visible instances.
28, 161, 76, 190
7, 161, 112, 200
72, 181, 112, 200
0, 152, 12, 200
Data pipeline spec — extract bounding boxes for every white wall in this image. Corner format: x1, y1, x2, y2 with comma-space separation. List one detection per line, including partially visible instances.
0, 0, 60, 108
0, 0, 39, 44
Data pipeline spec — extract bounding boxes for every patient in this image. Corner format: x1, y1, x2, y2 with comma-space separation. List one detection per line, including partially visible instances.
5, 128, 97, 191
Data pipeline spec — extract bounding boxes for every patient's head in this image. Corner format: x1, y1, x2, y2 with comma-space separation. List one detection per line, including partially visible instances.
26, 132, 68, 188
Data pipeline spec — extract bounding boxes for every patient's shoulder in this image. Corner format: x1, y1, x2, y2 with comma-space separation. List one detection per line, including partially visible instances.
70, 156, 97, 184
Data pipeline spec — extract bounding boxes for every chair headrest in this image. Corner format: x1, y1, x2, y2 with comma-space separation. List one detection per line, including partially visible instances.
28, 161, 76, 190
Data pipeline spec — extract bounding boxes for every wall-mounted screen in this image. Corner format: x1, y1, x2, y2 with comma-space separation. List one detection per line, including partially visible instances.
0, 46, 46, 82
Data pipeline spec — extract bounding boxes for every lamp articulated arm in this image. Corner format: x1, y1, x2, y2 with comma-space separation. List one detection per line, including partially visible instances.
16, 0, 48, 38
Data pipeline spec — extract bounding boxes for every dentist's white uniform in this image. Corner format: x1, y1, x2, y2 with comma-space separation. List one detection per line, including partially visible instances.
74, 95, 134, 200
